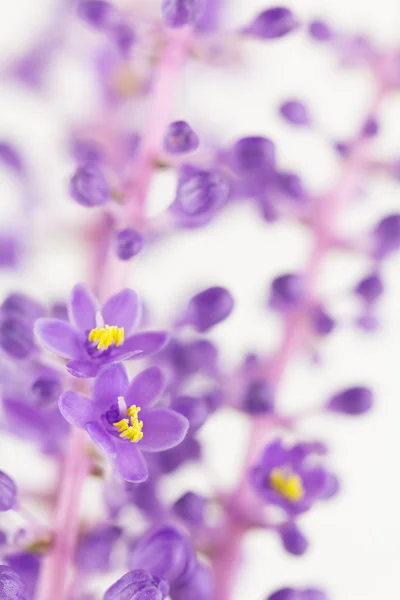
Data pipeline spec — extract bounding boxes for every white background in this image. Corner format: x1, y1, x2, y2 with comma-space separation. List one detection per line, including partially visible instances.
1, 1, 400, 599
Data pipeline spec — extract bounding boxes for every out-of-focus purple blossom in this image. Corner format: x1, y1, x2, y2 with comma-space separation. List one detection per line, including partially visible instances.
362, 117, 379, 137
109, 21, 136, 54
30, 365, 63, 407
164, 121, 199, 154
243, 7, 299, 40
302, 589, 328, 600
171, 395, 209, 432
308, 20, 333, 41
267, 588, 299, 600
171, 563, 213, 600
59, 363, 188, 482
269, 273, 304, 311
78, 1, 117, 29
233, 136, 276, 172
243, 379, 275, 414
6, 553, 40, 600
0, 293, 45, 360
279, 100, 311, 126
162, 0, 205, 28
69, 163, 110, 208
171, 165, 230, 228
76, 525, 122, 573
71, 138, 104, 164
0, 236, 20, 268
173, 492, 207, 527
251, 439, 338, 516
0, 531, 7, 545
104, 569, 169, 600
326, 386, 373, 416
35, 284, 168, 378
354, 273, 383, 303
275, 171, 308, 203
183, 286, 234, 332
311, 305, 336, 336
279, 522, 309, 555
0, 565, 27, 600
0, 471, 17, 511
130, 526, 196, 586
0, 142, 25, 173
115, 229, 143, 260
161, 337, 219, 380
157, 436, 201, 473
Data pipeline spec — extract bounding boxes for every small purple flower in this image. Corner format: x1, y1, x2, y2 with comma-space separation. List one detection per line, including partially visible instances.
308, 20, 333, 41
76, 525, 122, 573
173, 492, 207, 527
115, 229, 143, 260
311, 305, 335, 336
35, 284, 168, 378
279, 521, 308, 555
78, 1, 117, 29
279, 100, 311, 126
269, 273, 304, 311
354, 273, 383, 303
371, 214, 400, 259
162, 0, 204, 28
242, 379, 275, 415
69, 163, 110, 208
104, 569, 169, 600
183, 286, 234, 332
171, 165, 230, 228
0, 471, 17, 511
0, 293, 45, 360
0, 565, 27, 600
244, 7, 299, 40
267, 588, 299, 600
251, 439, 338, 516
233, 136, 276, 172
59, 363, 189, 482
326, 386, 373, 416
164, 121, 199, 154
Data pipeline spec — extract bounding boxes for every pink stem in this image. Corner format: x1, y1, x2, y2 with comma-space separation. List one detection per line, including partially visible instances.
212, 56, 394, 600
34, 26, 191, 600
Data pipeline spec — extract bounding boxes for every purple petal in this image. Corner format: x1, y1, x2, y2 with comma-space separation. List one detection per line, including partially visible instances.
113, 332, 169, 361
125, 367, 166, 409
66, 360, 100, 379
68, 284, 98, 331
92, 363, 129, 410
34, 319, 85, 359
139, 409, 189, 452
113, 444, 148, 482
86, 422, 116, 457
101, 289, 140, 333
59, 391, 95, 427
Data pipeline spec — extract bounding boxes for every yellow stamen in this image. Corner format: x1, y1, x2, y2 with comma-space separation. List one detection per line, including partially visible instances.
113, 405, 143, 443
88, 325, 125, 351
270, 468, 304, 502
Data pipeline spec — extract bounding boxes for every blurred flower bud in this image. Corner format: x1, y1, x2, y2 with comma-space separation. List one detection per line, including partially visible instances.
308, 20, 333, 41
279, 100, 311, 126
184, 286, 234, 332
115, 229, 143, 261
267, 589, 300, 600
244, 7, 299, 40
354, 273, 383, 303
173, 492, 207, 527
172, 396, 209, 432
269, 273, 304, 311
279, 522, 309, 556
164, 121, 199, 154
243, 379, 275, 414
104, 569, 168, 600
327, 386, 373, 415
0, 471, 17, 511
76, 525, 121, 573
0, 565, 27, 600
69, 163, 109, 207
372, 214, 400, 259
233, 136, 275, 172
162, 0, 204, 28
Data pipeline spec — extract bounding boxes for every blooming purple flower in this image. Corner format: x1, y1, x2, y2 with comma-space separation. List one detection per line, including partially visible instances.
59, 363, 189, 481
0, 471, 17, 511
35, 284, 168, 378
164, 121, 199, 154
251, 439, 338, 516
69, 163, 110, 208
244, 7, 299, 40
104, 569, 169, 600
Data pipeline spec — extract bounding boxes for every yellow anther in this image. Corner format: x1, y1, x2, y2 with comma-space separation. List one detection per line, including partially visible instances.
270, 468, 304, 502
113, 405, 143, 443
88, 325, 125, 351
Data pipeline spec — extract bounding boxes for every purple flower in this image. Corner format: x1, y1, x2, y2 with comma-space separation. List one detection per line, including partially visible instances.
372, 214, 400, 259
233, 136, 276, 172
182, 286, 234, 332
115, 229, 144, 261
69, 163, 110, 207
279, 521, 308, 555
78, 1, 117, 29
279, 100, 311, 126
173, 492, 207, 527
251, 439, 338, 516
171, 165, 230, 228
308, 20, 333, 41
0, 142, 25, 172
104, 569, 169, 600
242, 379, 275, 415
244, 7, 299, 40
76, 525, 122, 573
171, 564, 213, 600
6, 553, 40, 600
162, 0, 205, 28
269, 273, 304, 311
310, 305, 335, 336
0, 565, 27, 600
0, 294, 45, 360
164, 121, 199, 154
35, 284, 168, 378
326, 386, 373, 416
30, 365, 63, 407
59, 363, 189, 481
354, 273, 383, 303
267, 589, 299, 600
0, 471, 17, 511
171, 395, 209, 432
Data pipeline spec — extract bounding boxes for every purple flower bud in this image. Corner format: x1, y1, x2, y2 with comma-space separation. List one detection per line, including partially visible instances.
104, 569, 169, 600
311, 305, 335, 336
245, 7, 299, 40
276, 172, 307, 202
372, 214, 400, 259
202, 388, 223, 413
69, 163, 109, 207
31, 367, 63, 407
279, 522, 308, 556
327, 386, 373, 415
267, 589, 300, 600
2, 293, 45, 321
162, 0, 204, 28
0, 315, 36, 359
308, 20, 333, 41
279, 100, 310, 126
0, 142, 24, 172
233, 136, 275, 172
115, 229, 143, 260
301, 589, 328, 600
78, 1, 116, 28
185, 286, 234, 332
131, 527, 196, 585
164, 121, 199, 154
354, 273, 383, 303
172, 396, 209, 432
243, 379, 275, 414
0, 236, 20, 267
0, 566, 27, 600
171, 564, 213, 600
109, 22, 135, 54
0, 531, 7, 545
158, 437, 201, 473
71, 138, 103, 164
269, 273, 304, 311
76, 525, 122, 573
0, 471, 17, 511
173, 492, 206, 526
362, 117, 379, 137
